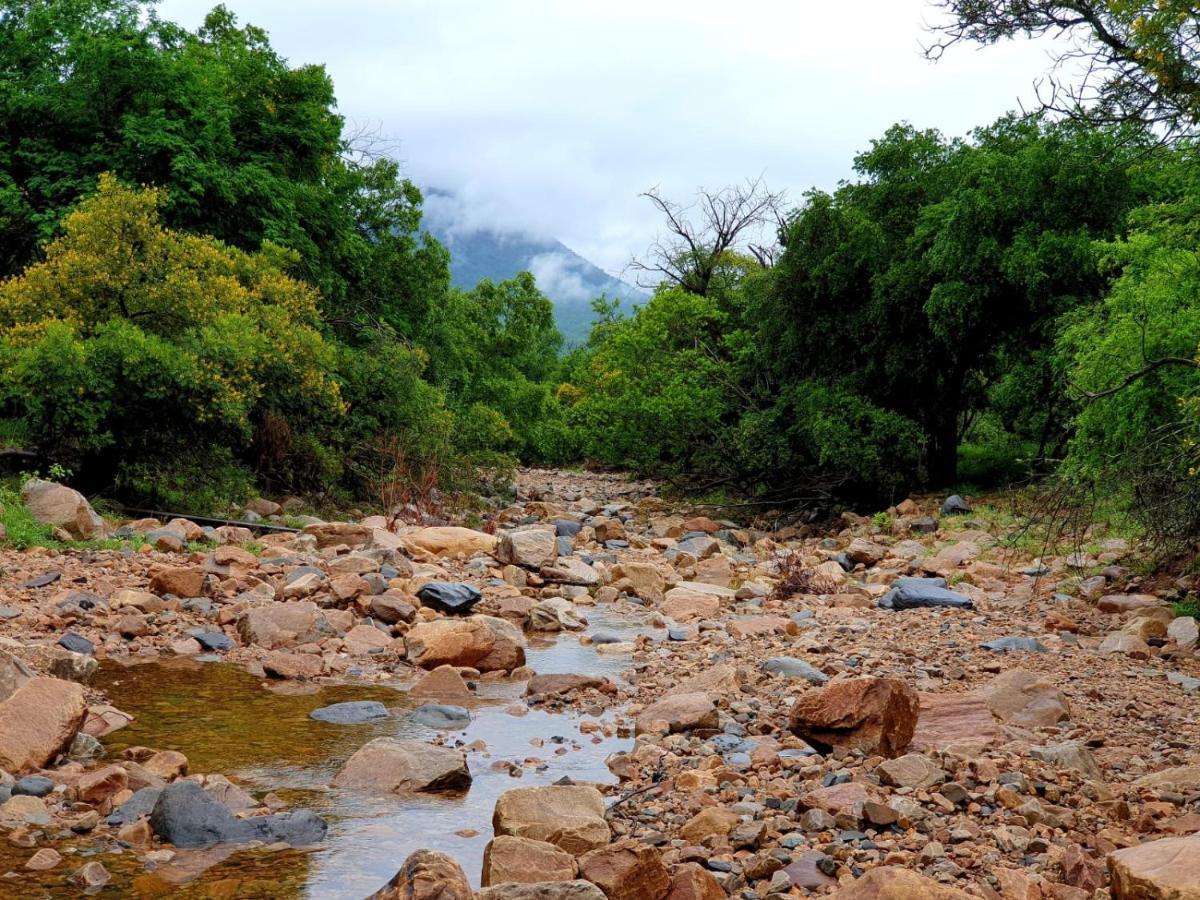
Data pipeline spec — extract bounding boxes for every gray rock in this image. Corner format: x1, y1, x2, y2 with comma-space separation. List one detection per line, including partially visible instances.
411, 703, 471, 729
0, 606, 20, 620
57, 632, 94, 655
980, 636, 1047, 653
185, 628, 233, 652
554, 520, 582, 538
13, 776, 54, 797
416, 582, 482, 615
149, 781, 326, 848
941, 494, 971, 515
761, 657, 829, 684
309, 700, 390, 725
879, 576, 973, 611
108, 787, 163, 825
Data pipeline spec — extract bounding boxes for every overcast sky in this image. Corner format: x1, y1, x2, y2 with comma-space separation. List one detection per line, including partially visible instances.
158, 0, 1057, 276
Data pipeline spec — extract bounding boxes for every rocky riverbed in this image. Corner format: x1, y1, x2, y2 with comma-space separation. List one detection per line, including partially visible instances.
0, 470, 1198, 898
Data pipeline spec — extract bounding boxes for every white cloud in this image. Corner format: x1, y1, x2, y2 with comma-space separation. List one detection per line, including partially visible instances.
526, 252, 595, 305
157, 0, 1062, 271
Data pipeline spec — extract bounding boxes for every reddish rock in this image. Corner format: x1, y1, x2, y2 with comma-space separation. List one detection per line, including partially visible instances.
789, 677, 919, 757
481, 835, 577, 887
0, 677, 87, 773
75, 765, 128, 805
1108, 833, 1200, 899
367, 848, 472, 900
577, 840, 670, 900
405, 619, 496, 670
492, 785, 611, 854
828, 867, 971, 898
263, 651, 324, 680
148, 566, 208, 598
666, 863, 726, 900
634, 692, 718, 735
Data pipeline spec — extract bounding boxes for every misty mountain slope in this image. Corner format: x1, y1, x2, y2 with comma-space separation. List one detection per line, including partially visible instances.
422, 190, 646, 344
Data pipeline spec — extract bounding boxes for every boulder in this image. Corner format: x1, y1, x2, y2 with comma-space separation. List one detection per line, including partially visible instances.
789, 677, 919, 757
404, 526, 497, 557
661, 590, 720, 622
482, 835, 578, 886
1108, 833, 1200, 899
612, 563, 666, 603
302, 522, 371, 550
0, 677, 87, 773
332, 738, 471, 795
0, 651, 33, 704
21, 479, 107, 540
492, 785, 611, 854
879, 576, 973, 611
409, 665, 474, 702
978, 669, 1069, 728
941, 495, 971, 515
577, 841, 670, 900
476, 883, 606, 900
417, 582, 483, 615
635, 692, 718, 735
405, 619, 496, 670
498, 529, 558, 569
149, 781, 326, 848
1168, 616, 1199, 650
411, 704, 470, 729
309, 701, 390, 725
366, 849, 472, 900
237, 602, 332, 650
474, 615, 528, 672
829, 866, 970, 899
876, 753, 947, 789
666, 864, 726, 900
761, 657, 828, 685
148, 566, 208, 598
529, 598, 586, 632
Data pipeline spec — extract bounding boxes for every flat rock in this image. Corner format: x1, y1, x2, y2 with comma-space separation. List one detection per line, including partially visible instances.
762, 657, 828, 684
309, 701, 390, 725
476, 882, 606, 900
149, 781, 326, 848
405, 619, 496, 669
829, 866, 970, 898
332, 738, 471, 794
577, 840, 670, 900
879, 576, 972, 611
635, 692, 718, 735
482, 835, 577, 887
411, 703, 470, 729
492, 785, 611, 854
979, 669, 1069, 728
1108, 832, 1200, 899
404, 526, 497, 557
0, 677, 87, 773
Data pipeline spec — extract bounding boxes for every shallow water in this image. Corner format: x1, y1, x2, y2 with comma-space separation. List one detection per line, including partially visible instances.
0, 605, 656, 898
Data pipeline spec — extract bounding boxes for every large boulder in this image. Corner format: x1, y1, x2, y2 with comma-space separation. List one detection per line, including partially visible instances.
474, 615, 528, 673
1108, 833, 1200, 899
405, 619, 496, 670
0, 677, 87, 773
149, 781, 326, 848
404, 526, 497, 557
476, 883, 606, 900
498, 528, 558, 569
237, 602, 333, 650
367, 849, 472, 900
21, 479, 107, 540
978, 669, 1069, 728
828, 867, 971, 899
493, 785, 611, 855
789, 677, 919, 757
332, 738, 471, 795
612, 563, 666, 604
482, 835, 578, 886
577, 841, 670, 900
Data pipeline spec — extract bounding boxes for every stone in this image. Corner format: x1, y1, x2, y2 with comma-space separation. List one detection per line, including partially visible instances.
474, 615, 528, 673
370, 594, 418, 624
789, 676, 919, 757
911, 692, 1002, 754
482, 835, 578, 886
498, 528, 558, 569
237, 601, 332, 650
302, 522, 371, 550
980, 635, 1048, 653
762, 657, 828, 684
540, 558, 601, 586
476, 883, 606, 900
367, 849, 472, 900
25, 847, 61, 870
1097, 594, 1160, 613
404, 526, 497, 557
310, 700, 390, 725
148, 566, 208, 598
577, 840, 670, 900
879, 576, 973, 611
69, 861, 111, 889
613, 562, 667, 603
666, 863, 726, 900
635, 692, 718, 735
56, 632, 95, 656
526, 674, 611, 698
409, 665, 474, 702
846, 538, 888, 565
661, 590, 720, 621
941, 494, 971, 515
76, 765, 129, 804
263, 651, 323, 680
492, 785, 611, 854
13, 775, 53, 797
1108, 833, 1200, 899
1100, 631, 1153, 657
829, 867, 970, 898
0, 677, 87, 773
1031, 741, 1102, 779
417, 582, 483, 615
979, 669, 1070, 728
149, 781, 326, 847
411, 703, 470, 729
185, 628, 234, 652
782, 852, 837, 890
21, 479, 108, 540
800, 781, 869, 815
1134, 767, 1200, 791
332, 738, 471, 794
876, 752, 947, 789
680, 807, 741, 843
529, 597, 586, 632
1168, 616, 1199, 650
0, 651, 33, 703
343, 623, 392, 654
405, 619, 496, 669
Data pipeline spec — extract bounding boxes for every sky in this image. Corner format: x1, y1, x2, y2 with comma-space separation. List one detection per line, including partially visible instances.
157, 0, 1059, 277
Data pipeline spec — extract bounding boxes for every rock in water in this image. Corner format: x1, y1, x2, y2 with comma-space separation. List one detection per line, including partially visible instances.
333, 738, 471, 794
879, 576, 973, 611
411, 703, 471, 729
309, 701, 390, 724
149, 781, 326, 848
0, 677, 87, 773
416, 582, 483, 615
492, 785, 611, 854
367, 848, 472, 900
789, 677, 919, 758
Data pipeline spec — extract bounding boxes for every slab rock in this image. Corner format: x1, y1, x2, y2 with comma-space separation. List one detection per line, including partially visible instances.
482, 835, 578, 887
237, 602, 333, 650
0, 677, 86, 773
635, 692, 718, 736
367, 849, 472, 900
493, 785, 611, 855
577, 840, 670, 900
789, 677, 919, 757
333, 738, 470, 795
1108, 832, 1200, 899
828, 866, 971, 899
21, 479, 108, 540
476, 883, 606, 900
979, 669, 1069, 728
404, 526, 497, 558
405, 619, 496, 670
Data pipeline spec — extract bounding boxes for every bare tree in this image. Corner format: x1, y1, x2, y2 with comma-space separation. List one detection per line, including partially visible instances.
630, 178, 786, 296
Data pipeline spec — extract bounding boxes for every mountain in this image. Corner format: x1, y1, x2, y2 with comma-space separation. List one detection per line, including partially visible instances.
422, 189, 646, 344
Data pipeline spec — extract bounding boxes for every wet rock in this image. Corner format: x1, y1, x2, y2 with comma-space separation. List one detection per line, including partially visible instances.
21, 479, 108, 540
789, 676, 919, 757
417, 582, 483, 615
529, 598, 586, 632
106, 786, 162, 826
474, 615, 528, 672
492, 785, 611, 854
333, 737, 471, 795
879, 576, 973, 611
75, 765, 128, 805
263, 651, 324, 680
367, 848, 472, 900
577, 840, 670, 900
830, 866, 970, 898
149, 781, 326, 847
635, 692, 718, 735
762, 657, 828, 684
477, 882, 606, 900
526, 674, 611, 698
310, 700, 390, 725
24, 847, 61, 870
409, 665, 474, 702
1108, 832, 1200, 899
405, 619, 496, 669
411, 703, 470, 729
0, 676, 87, 773
69, 861, 110, 889
403, 526, 497, 558
482, 834, 578, 886
498, 528, 558, 569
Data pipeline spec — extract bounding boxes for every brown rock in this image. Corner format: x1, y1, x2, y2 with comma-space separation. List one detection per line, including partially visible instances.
660, 591, 720, 621
75, 765, 128, 804
979, 669, 1070, 728
0, 650, 33, 704
333, 738, 471, 795
303, 522, 372, 550
911, 692, 1002, 754
846, 538, 887, 565
474, 615, 528, 673
405, 619, 496, 670
828, 866, 971, 899
148, 566, 208, 598
577, 840, 670, 900
21, 479, 107, 540
367, 848, 472, 900
789, 677, 919, 757
498, 528, 558, 569
370, 593, 417, 624
782, 851, 837, 890
410, 665, 475, 703
682, 516, 721, 534
482, 835, 577, 886
800, 781, 869, 815
263, 651, 324, 680
69, 861, 111, 889
1108, 832, 1200, 899
876, 752, 946, 789
635, 692, 718, 736
666, 863, 725, 900
403, 526, 497, 557
612, 563, 666, 604
492, 785, 611, 854
237, 601, 332, 650
0, 677, 87, 772
24, 847, 61, 870
343, 623, 391, 654
526, 674, 611, 698
679, 807, 740, 844
476, 883, 606, 900
1097, 594, 1160, 613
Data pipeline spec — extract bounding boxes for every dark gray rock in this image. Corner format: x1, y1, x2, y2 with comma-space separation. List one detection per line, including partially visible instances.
148, 781, 326, 848
980, 636, 1047, 653
411, 703, 471, 729
309, 700, 389, 725
554, 520, 582, 538
556, 536, 574, 557
761, 657, 828, 684
13, 776, 54, 797
57, 632, 95, 655
879, 576, 973, 611
911, 516, 939, 534
108, 787, 163, 826
416, 582, 482, 615
941, 495, 971, 515
589, 630, 624, 645
186, 628, 233, 652
19, 571, 61, 589
668, 628, 690, 641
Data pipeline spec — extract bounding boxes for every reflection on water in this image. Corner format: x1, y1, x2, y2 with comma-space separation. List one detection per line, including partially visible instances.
1, 606, 649, 898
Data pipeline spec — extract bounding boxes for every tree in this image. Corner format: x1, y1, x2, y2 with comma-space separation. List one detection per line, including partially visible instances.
926, 1, 1200, 137
630, 179, 785, 297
